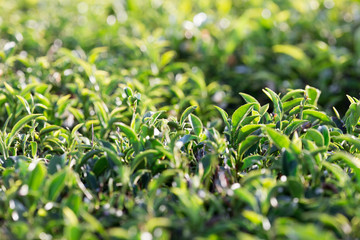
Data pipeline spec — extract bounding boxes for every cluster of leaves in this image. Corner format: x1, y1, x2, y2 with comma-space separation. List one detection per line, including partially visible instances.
1, 0, 360, 111
1, 81, 360, 239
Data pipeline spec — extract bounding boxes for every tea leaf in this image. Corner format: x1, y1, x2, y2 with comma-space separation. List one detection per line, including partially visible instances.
28, 162, 46, 190
232, 103, 256, 131
303, 110, 332, 123
6, 114, 42, 147
48, 170, 67, 201
180, 106, 197, 126
264, 127, 290, 150
189, 114, 203, 136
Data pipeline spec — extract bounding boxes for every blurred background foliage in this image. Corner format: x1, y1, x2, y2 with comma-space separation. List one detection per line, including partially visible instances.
1, 0, 360, 115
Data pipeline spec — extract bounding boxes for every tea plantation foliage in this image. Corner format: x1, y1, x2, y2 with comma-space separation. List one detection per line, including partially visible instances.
1, 0, 360, 239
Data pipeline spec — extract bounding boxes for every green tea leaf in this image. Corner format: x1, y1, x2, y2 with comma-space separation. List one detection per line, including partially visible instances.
318, 125, 330, 147
329, 152, 360, 184
131, 149, 160, 173
305, 85, 321, 106
180, 106, 197, 126
288, 177, 304, 198
304, 129, 324, 147
263, 88, 283, 122
77, 149, 102, 171
281, 89, 305, 102
93, 157, 109, 176
264, 127, 291, 150
6, 114, 42, 147
241, 155, 263, 170
236, 124, 262, 145
94, 101, 109, 128
48, 170, 67, 201
239, 92, 260, 111
40, 125, 61, 137
283, 98, 303, 112
232, 103, 256, 131
31, 141, 37, 158
239, 92, 259, 104
303, 110, 332, 123
344, 102, 360, 134
28, 162, 46, 190
238, 135, 262, 159
71, 123, 84, 139
4, 82, 16, 95
284, 120, 308, 135
117, 123, 141, 153
273, 44, 306, 61
282, 149, 298, 176
16, 95, 31, 114
189, 114, 203, 136
214, 105, 230, 130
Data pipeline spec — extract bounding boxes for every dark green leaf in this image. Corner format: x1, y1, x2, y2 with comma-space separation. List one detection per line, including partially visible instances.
47, 170, 67, 201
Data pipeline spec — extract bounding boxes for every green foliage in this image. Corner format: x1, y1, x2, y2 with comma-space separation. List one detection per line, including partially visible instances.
1, 0, 360, 239
0, 82, 359, 239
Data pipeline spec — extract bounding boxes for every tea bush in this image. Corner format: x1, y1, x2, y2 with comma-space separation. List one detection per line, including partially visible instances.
1, 80, 360, 239
1, 0, 360, 239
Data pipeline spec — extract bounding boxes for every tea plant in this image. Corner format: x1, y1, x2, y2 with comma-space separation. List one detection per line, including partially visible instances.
0, 82, 360, 239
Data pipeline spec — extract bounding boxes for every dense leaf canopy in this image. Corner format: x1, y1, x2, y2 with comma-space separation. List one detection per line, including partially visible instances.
1, 0, 360, 239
